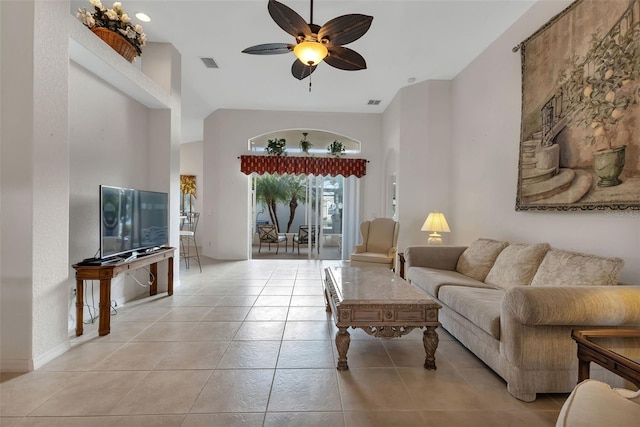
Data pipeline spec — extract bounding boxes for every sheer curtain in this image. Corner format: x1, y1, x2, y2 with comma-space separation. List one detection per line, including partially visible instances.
341, 175, 361, 261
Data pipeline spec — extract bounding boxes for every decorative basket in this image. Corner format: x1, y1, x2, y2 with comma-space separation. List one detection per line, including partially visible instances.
90, 27, 137, 62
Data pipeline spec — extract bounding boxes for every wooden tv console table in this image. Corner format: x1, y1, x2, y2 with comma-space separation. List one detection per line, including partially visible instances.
72, 247, 175, 337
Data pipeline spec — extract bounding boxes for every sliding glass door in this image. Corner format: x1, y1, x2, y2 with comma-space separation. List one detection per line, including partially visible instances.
249, 173, 359, 260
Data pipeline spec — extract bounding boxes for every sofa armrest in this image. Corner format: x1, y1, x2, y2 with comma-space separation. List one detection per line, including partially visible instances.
404, 245, 467, 271
503, 286, 640, 326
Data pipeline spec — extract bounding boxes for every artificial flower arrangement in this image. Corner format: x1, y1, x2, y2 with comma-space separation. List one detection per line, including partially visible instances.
76, 0, 146, 55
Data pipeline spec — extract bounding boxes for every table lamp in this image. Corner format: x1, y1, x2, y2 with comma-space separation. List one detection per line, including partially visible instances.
421, 212, 451, 245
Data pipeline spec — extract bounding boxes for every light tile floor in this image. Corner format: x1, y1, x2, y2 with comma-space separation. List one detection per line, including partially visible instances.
1, 257, 568, 426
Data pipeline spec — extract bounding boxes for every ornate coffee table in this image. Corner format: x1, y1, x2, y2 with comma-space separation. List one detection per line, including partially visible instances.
324, 266, 441, 371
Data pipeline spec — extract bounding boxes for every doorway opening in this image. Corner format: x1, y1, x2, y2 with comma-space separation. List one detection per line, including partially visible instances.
246, 129, 363, 261
250, 173, 360, 260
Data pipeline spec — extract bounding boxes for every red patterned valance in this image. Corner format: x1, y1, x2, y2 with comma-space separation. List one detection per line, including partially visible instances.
240, 155, 367, 178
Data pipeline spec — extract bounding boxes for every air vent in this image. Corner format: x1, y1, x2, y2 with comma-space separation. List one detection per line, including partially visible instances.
367, 99, 381, 105
200, 57, 219, 69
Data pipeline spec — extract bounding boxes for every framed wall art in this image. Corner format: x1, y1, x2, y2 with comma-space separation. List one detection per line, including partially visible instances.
180, 174, 196, 213
516, 0, 640, 211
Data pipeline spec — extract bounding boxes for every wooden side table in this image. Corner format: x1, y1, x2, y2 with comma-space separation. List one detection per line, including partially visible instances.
72, 247, 175, 336
571, 328, 640, 387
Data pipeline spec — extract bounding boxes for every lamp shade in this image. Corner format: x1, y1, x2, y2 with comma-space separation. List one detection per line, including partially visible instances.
293, 41, 328, 65
421, 212, 451, 233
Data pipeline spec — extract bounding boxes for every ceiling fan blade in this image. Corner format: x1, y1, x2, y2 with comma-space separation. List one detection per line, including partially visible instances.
324, 46, 367, 71
318, 14, 373, 46
242, 43, 293, 55
291, 59, 317, 80
268, 0, 311, 39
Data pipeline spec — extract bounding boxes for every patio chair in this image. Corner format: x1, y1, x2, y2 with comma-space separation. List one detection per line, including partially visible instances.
293, 225, 318, 254
257, 224, 287, 254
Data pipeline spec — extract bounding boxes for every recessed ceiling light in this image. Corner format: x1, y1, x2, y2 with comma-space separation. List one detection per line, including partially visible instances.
135, 12, 151, 22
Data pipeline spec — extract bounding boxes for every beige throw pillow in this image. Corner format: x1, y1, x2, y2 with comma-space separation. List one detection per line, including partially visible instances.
456, 238, 509, 282
484, 243, 550, 290
530, 249, 624, 286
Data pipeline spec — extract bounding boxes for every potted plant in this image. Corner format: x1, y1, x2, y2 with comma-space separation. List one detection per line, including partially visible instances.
561, 22, 640, 187
76, 0, 146, 62
266, 138, 287, 156
299, 132, 312, 155
327, 140, 346, 157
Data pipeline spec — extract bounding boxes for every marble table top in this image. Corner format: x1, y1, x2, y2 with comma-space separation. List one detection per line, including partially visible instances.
326, 266, 435, 305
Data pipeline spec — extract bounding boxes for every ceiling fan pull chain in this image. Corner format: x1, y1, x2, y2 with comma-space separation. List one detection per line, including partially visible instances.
309, 65, 312, 92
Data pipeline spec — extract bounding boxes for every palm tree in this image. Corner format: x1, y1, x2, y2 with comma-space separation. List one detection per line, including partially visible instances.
283, 175, 307, 233
255, 174, 288, 232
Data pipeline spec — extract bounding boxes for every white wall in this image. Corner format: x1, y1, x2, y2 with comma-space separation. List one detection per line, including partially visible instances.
67, 38, 182, 330
68, 62, 153, 323
1, 0, 38, 371
450, 0, 640, 285
1, 0, 71, 371
385, 80, 453, 253
404, 80, 452, 250
180, 141, 204, 214
382, 89, 401, 222
201, 109, 383, 260
1, 1, 181, 371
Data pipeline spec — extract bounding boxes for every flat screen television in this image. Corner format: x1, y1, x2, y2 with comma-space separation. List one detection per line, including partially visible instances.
100, 185, 169, 259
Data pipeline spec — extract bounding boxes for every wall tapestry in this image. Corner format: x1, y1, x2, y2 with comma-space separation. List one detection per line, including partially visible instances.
516, 0, 640, 211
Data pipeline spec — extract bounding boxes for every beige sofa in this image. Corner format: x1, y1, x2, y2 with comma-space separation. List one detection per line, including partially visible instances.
404, 238, 640, 401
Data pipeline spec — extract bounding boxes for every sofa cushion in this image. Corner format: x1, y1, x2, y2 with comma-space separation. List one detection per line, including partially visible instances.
438, 286, 503, 339
530, 249, 624, 287
407, 267, 495, 298
556, 379, 640, 427
456, 238, 509, 282
484, 243, 550, 290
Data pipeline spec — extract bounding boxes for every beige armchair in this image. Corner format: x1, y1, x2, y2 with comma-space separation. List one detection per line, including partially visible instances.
349, 218, 399, 270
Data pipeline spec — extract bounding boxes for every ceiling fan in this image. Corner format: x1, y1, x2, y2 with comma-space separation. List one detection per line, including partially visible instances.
242, 0, 373, 84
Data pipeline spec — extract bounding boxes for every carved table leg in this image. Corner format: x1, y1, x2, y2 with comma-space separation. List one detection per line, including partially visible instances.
336, 327, 351, 371
75, 278, 84, 336
423, 326, 439, 370
98, 278, 112, 336
149, 262, 158, 296
168, 256, 174, 296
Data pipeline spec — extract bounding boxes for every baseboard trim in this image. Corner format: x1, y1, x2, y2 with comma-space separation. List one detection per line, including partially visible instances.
32, 341, 70, 370
0, 358, 33, 373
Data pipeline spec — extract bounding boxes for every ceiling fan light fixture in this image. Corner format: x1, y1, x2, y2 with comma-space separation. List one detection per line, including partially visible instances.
293, 41, 328, 66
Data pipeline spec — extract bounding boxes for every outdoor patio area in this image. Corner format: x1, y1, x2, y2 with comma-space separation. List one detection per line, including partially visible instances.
252, 233, 343, 261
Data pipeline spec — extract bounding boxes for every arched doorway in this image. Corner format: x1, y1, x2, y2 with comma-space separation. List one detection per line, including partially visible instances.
246, 129, 363, 260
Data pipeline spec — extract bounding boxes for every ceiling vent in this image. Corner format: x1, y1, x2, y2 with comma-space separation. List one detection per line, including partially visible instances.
200, 57, 219, 69
367, 99, 381, 106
